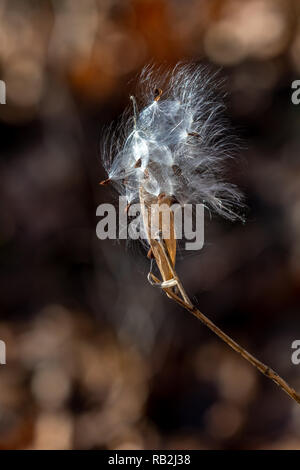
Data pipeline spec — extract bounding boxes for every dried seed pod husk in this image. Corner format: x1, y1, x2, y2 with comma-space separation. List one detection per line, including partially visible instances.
139, 187, 176, 285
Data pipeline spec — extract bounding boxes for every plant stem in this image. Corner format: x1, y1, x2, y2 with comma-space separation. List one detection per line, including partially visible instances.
151, 239, 300, 406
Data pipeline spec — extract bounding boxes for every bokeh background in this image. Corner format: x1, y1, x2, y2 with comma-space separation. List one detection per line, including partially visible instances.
1, 0, 300, 450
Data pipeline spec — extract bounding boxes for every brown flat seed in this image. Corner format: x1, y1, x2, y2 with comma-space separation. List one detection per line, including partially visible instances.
154, 88, 162, 101
172, 164, 182, 176
147, 247, 154, 259
187, 132, 200, 138
99, 178, 111, 185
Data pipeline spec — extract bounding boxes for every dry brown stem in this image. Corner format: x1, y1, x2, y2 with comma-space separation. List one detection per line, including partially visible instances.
144, 213, 300, 405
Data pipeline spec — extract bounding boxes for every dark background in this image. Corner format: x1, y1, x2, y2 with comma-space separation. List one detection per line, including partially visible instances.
0, 0, 300, 449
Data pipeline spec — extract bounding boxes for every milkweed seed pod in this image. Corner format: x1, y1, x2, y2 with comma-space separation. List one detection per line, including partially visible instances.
101, 63, 244, 283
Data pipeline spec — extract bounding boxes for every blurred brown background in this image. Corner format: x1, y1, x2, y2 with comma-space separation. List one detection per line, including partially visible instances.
1, 0, 300, 450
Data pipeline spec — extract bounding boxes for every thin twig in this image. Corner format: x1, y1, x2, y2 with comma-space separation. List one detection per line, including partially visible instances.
150, 238, 300, 406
